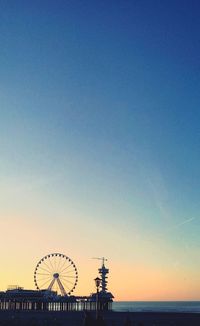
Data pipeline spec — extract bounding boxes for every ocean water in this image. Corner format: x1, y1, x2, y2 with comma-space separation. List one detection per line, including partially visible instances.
113, 301, 200, 313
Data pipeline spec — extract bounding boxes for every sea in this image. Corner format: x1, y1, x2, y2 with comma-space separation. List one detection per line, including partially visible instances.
113, 301, 200, 313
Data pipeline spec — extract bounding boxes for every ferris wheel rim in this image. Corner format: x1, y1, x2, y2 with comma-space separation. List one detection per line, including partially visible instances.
34, 253, 78, 296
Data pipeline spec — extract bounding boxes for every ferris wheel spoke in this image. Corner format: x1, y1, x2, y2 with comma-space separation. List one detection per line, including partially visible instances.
60, 274, 76, 280
37, 274, 52, 280
65, 269, 76, 274
37, 279, 52, 284
55, 255, 61, 271
40, 278, 54, 289
51, 256, 56, 271
52, 255, 58, 271
59, 263, 73, 274
45, 256, 54, 273
60, 275, 76, 279
58, 259, 68, 274
36, 272, 51, 276
60, 276, 75, 285
60, 278, 74, 286
49, 256, 56, 273
61, 278, 75, 288
53, 255, 59, 271
57, 255, 63, 272
37, 266, 52, 274
42, 259, 54, 272
37, 276, 52, 282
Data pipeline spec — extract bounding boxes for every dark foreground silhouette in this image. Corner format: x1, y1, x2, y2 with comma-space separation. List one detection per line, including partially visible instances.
82, 312, 107, 325
0, 311, 200, 325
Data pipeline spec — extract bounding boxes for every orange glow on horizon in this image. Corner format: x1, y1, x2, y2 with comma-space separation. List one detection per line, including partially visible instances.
1, 214, 200, 301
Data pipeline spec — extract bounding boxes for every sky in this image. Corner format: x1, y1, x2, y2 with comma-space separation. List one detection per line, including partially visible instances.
0, 0, 200, 300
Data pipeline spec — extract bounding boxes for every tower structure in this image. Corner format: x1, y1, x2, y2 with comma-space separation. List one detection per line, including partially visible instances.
98, 257, 109, 293
92, 257, 114, 308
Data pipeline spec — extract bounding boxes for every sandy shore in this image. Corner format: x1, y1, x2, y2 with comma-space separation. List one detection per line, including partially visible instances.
0, 310, 200, 325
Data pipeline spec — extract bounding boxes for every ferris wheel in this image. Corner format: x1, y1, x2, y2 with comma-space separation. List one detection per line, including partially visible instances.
34, 253, 78, 296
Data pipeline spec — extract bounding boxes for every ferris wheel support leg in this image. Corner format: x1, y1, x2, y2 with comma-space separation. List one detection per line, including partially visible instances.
57, 277, 67, 296
48, 278, 56, 291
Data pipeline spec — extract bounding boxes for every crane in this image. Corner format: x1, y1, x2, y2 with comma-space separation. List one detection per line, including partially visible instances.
92, 257, 108, 265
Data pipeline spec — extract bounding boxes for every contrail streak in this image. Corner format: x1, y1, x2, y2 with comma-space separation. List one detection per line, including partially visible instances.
174, 217, 195, 228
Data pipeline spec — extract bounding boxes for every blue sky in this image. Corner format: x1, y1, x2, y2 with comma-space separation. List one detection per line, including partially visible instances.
0, 0, 200, 299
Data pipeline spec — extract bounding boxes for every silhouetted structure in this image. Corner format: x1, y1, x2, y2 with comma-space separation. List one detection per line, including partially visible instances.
90, 258, 114, 311
0, 287, 113, 312
0, 256, 113, 313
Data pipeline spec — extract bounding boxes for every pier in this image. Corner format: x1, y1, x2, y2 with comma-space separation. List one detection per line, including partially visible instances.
0, 253, 113, 314
0, 288, 112, 312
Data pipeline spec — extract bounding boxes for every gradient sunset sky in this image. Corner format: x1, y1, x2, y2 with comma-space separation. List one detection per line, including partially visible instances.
1, 0, 200, 300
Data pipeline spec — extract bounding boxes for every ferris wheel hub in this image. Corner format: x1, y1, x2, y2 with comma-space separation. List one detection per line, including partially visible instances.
53, 273, 59, 279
